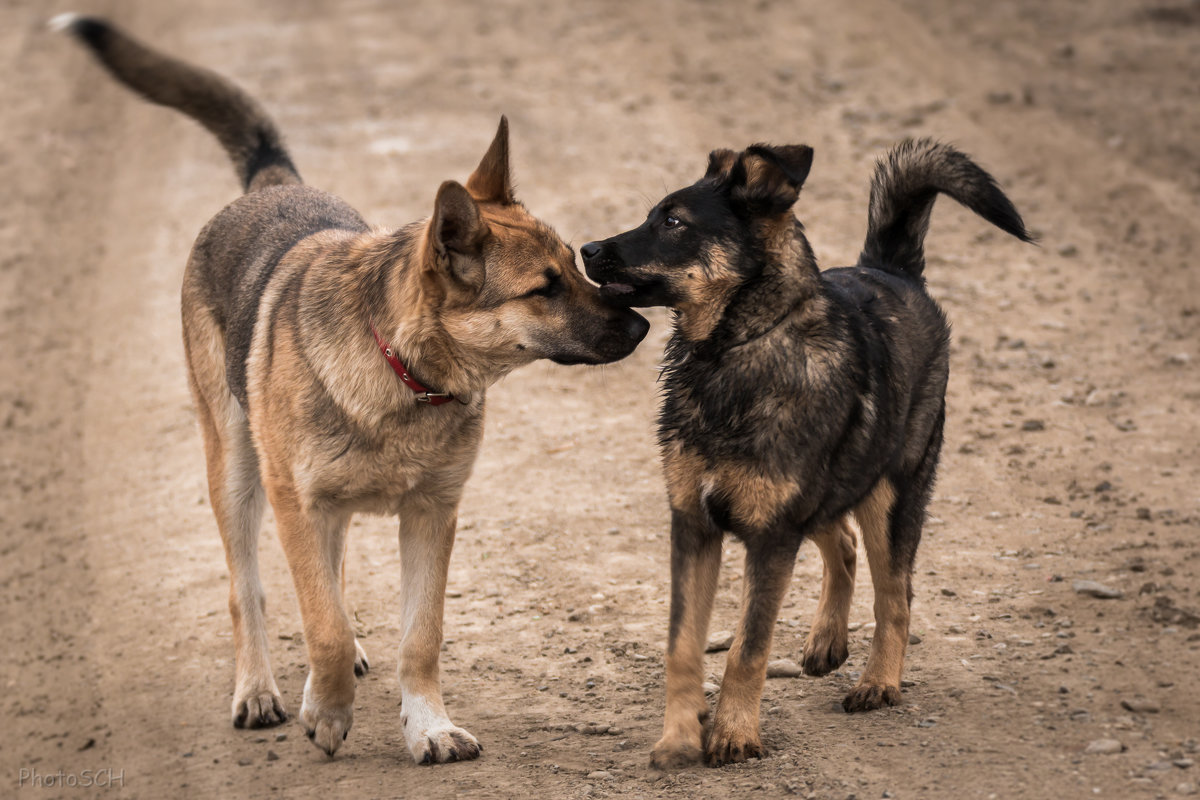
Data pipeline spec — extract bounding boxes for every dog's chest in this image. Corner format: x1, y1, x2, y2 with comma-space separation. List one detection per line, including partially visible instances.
661, 435, 802, 535
298, 403, 484, 514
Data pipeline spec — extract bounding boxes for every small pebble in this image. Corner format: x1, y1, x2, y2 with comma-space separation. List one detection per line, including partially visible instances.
706, 631, 734, 652
909, 634, 922, 645
1084, 739, 1124, 755
266, 750, 279, 762
587, 770, 612, 780
1120, 698, 1161, 714
1073, 580, 1124, 599
767, 659, 803, 678
703, 681, 721, 695
1176, 783, 1197, 796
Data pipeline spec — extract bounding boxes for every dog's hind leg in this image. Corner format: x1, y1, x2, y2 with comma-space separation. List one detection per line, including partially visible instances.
706, 539, 800, 766
843, 477, 905, 711
801, 518, 857, 676
650, 509, 722, 770
186, 323, 286, 729
396, 495, 481, 765
844, 421, 942, 712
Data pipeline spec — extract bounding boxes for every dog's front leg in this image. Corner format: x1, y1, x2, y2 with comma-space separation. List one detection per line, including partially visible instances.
396, 496, 481, 764
651, 508, 722, 770
706, 539, 799, 766
270, 487, 356, 756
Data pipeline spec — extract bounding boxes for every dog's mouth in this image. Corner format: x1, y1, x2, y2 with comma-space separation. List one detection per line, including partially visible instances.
598, 281, 636, 298
595, 277, 669, 308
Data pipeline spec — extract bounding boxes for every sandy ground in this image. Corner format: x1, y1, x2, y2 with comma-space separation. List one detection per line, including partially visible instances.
3, 1, 1198, 798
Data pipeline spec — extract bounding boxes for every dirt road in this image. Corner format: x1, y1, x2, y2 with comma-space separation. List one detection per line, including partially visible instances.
3, 1, 1197, 798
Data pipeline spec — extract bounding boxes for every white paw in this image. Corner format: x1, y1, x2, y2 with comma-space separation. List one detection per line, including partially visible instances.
231, 682, 288, 729
401, 696, 481, 764
299, 674, 354, 756
407, 721, 482, 764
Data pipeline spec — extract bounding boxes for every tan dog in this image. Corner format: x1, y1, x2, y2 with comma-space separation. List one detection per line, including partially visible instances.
55, 15, 648, 761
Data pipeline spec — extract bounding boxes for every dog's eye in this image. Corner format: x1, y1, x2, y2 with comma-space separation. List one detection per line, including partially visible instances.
663, 216, 681, 229
524, 277, 561, 299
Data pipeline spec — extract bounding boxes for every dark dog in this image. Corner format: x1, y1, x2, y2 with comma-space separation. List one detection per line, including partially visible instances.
583, 140, 1031, 768
55, 15, 648, 761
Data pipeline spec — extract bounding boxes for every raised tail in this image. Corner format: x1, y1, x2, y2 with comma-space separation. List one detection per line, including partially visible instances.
51, 13, 301, 193
859, 138, 1033, 279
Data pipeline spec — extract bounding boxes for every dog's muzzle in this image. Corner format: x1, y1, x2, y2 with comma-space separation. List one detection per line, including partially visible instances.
582, 240, 635, 299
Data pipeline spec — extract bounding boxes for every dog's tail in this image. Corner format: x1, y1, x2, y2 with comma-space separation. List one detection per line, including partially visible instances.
51, 13, 301, 193
859, 139, 1033, 279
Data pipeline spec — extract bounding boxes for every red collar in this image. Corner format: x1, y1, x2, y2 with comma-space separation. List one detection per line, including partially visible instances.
369, 322, 455, 406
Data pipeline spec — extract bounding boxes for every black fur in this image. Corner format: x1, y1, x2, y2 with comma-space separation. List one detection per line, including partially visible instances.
860, 138, 1033, 278
59, 16, 300, 191
583, 139, 1028, 546
583, 140, 1030, 757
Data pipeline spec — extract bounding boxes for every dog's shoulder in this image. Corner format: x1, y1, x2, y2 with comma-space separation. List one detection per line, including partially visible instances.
185, 185, 371, 409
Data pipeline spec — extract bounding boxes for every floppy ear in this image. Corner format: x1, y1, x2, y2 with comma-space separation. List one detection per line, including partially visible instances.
465, 116, 516, 204
428, 180, 488, 293
729, 144, 813, 217
705, 148, 739, 182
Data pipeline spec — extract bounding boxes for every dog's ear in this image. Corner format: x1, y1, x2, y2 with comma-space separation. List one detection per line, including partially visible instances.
428, 180, 488, 293
705, 148, 739, 182
465, 116, 516, 205
729, 144, 813, 217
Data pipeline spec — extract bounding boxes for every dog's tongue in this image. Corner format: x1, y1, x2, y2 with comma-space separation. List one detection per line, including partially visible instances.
601, 282, 635, 297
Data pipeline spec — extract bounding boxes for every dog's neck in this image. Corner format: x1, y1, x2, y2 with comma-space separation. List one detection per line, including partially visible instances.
356, 226, 517, 403
686, 219, 820, 361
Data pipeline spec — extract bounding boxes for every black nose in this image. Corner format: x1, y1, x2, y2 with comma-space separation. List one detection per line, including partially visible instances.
626, 311, 650, 343
580, 241, 602, 262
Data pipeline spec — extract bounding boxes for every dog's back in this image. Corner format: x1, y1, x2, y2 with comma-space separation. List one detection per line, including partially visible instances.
189, 188, 368, 406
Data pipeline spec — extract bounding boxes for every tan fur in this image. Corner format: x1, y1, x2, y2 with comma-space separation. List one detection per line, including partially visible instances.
702, 462, 801, 531
664, 441, 801, 531
181, 123, 644, 760
650, 533, 721, 771
675, 242, 742, 343
705, 546, 797, 764
59, 16, 648, 764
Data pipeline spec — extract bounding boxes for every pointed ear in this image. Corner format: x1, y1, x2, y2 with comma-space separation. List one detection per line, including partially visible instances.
429, 180, 488, 292
705, 148, 739, 182
465, 116, 515, 204
729, 144, 813, 217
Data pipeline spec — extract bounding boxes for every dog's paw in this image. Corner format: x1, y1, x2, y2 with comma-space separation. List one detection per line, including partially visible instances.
406, 722, 481, 764
353, 639, 370, 677
232, 687, 288, 729
299, 677, 354, 757
704, 719, 765, 767
649, 737, 704, 771
841, 681, 901, 712
801, 627, 849, 677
